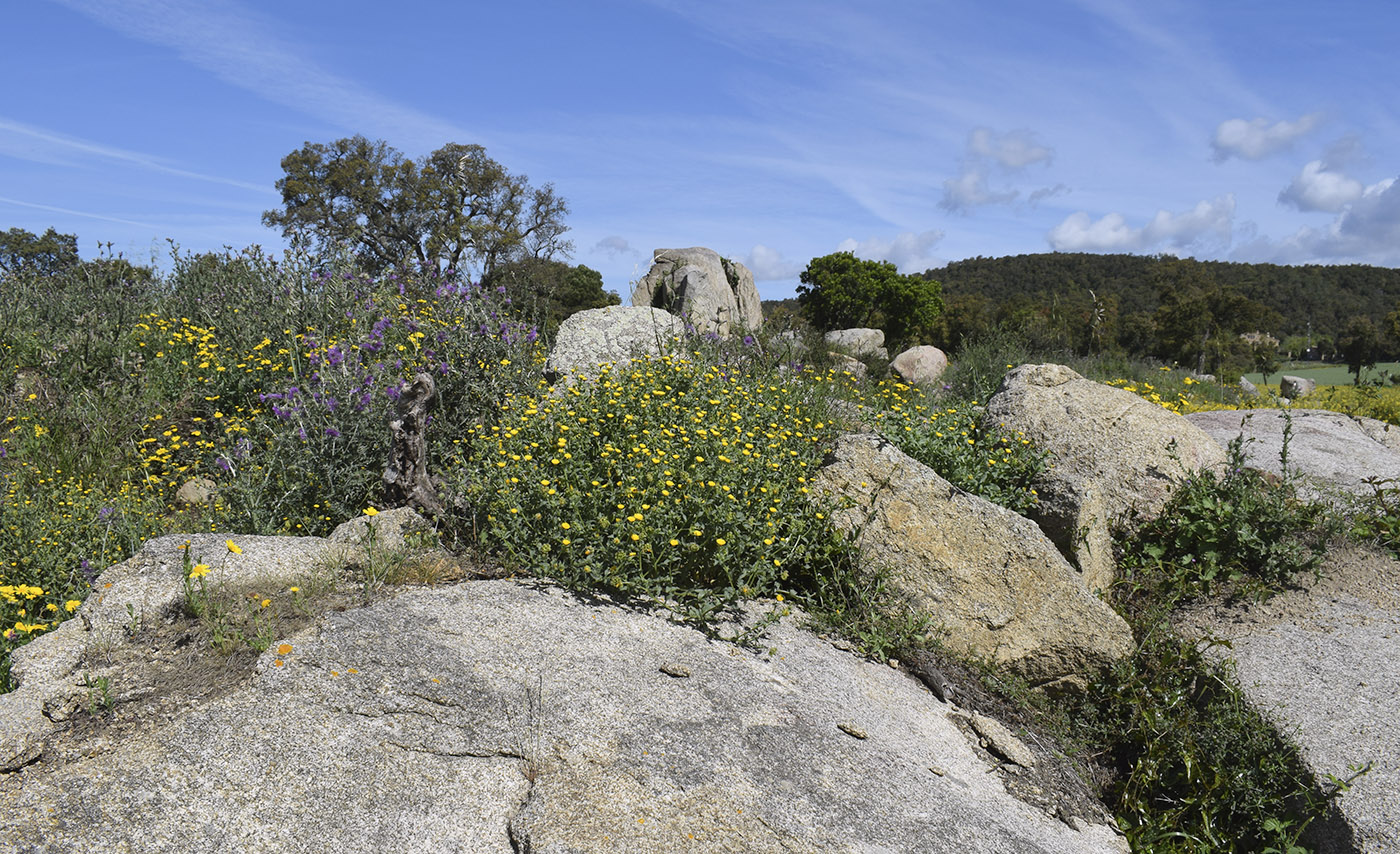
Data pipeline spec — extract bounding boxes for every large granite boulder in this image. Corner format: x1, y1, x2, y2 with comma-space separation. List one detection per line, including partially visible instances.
1, 540, 1127, 852
1186, 408, 1400, 501
1175, 545, 1400, 853
891, 345, 949, 385
544, 305, 685, 382
824, 327, 887, 360
631, 248, 762, 337
811, 433, 1134, 695
985, 364, 1228, 591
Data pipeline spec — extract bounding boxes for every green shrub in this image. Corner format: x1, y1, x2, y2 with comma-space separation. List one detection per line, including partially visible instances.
1073, 611, 1339, 853
1118, 428, 1333, 604
449, 354, 852, 624
1061, 419, 1351, 852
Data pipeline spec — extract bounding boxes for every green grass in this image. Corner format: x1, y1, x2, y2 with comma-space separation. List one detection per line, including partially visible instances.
1240, 360, 1400, 387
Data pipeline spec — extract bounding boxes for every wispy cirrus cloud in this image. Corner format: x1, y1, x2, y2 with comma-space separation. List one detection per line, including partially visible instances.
48, 0, 471, 150
0, 116, 272, 194
0, 195, 164, 229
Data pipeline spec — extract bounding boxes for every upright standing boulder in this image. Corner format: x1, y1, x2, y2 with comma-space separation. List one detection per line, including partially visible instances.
985, 364, 1227, 591
812, 433, 1134, 695
631, 248, 762, 337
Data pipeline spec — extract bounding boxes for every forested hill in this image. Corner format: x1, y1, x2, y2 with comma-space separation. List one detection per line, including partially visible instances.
922, 252, 1400, 345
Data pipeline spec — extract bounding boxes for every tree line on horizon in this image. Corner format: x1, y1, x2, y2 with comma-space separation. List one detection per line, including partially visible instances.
770, 251, 1400, 383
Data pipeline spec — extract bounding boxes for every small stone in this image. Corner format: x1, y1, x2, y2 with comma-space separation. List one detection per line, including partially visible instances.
837, 722, 868, 739
969, 712, 1036, 769
659, 663, 691, 678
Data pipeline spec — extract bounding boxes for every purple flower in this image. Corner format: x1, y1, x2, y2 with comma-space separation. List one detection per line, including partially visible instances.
326, 346, 344, 367
325, 427, 341, 438
324, 396, 338, 412
98, 506, 114, 521
298, 427, 308, 441
215, 457, 232, 473
272, 404, 291, 420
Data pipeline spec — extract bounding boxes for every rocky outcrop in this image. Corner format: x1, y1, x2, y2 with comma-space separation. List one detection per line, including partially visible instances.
1174, 545, 1400, 853
811, 433, 1134, 694
824, 327, 887, 360
1186, 408, 1400, 501
985, 364, 1228, 591
631, 248, 762, 337
1, 528, 1127, 853
891, 345, 949, 385
0, 511, 430, 769
544, 305, 685, 382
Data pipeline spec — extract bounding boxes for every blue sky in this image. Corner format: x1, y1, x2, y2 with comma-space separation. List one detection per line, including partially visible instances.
3, 0, 1397, 300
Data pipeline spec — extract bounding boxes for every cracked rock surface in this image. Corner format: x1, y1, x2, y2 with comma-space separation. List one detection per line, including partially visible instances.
2, 577, 1126, 853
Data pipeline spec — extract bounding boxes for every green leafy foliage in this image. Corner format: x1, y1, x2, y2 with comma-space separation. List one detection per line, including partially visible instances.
926, 252, 1400, 368
1338, 315, 1385, 385
1119, 430, 1333, 603
869, 394, 1048, 515
797, 251, 942, 348
481, 257, 620, 337
1349, 476, 1400, 557
450, 351, 854, 625
0, 227, 80, 277
1074, 617, 1336, 853
262, 136, 571, 277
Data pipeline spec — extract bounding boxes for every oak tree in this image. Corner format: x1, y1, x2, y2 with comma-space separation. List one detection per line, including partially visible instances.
262, 136, 571, 276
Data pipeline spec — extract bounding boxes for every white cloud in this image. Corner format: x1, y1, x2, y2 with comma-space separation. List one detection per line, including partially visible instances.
1278, 161, 1364, 212
742, 244, 806, 281
1047, 195, 1235, 252
593, 235, 637, 256
940, 169, 1017, 213
1236, 178, 1400, 265
967, 128, 1053, 169
1211, 113, 1322, 162
836, 229, 944, 274
940, 127, 1054, 213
